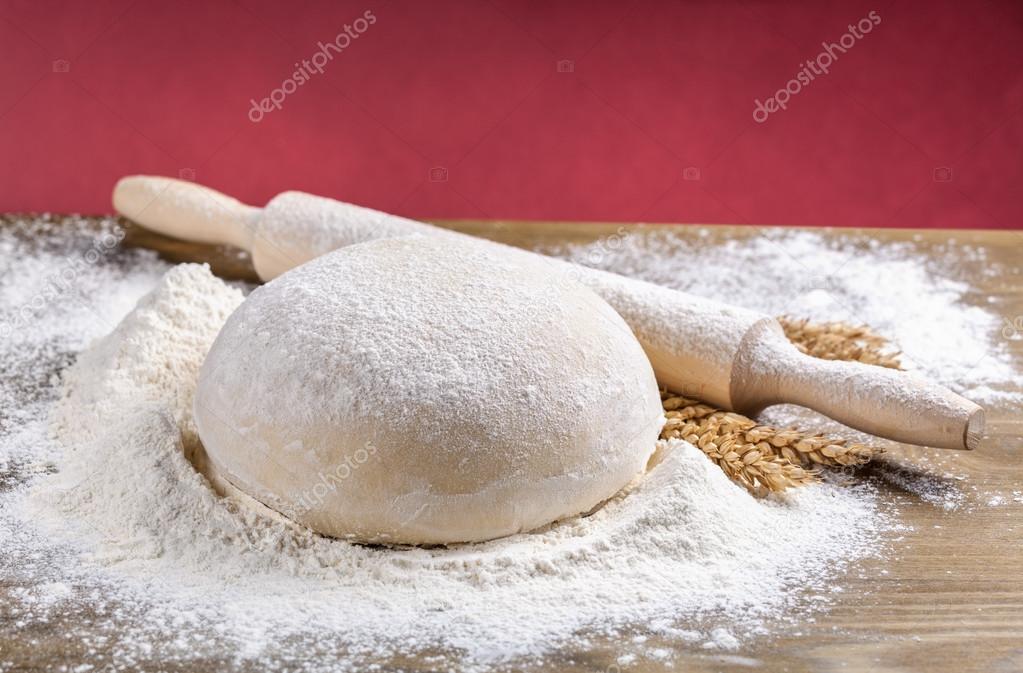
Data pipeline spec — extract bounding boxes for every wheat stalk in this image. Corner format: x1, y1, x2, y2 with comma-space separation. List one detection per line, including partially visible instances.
659, 394, 816, 496
777, 316, 903, 369
660, 316, 895, 495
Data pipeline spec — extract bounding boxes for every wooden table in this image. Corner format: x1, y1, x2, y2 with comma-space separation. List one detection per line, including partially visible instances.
5, 217, 1023, 672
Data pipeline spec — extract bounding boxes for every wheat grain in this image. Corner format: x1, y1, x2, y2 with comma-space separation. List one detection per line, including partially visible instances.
778, 316, 903, 369
660, 392, 818, 494
660, 392, 879, 494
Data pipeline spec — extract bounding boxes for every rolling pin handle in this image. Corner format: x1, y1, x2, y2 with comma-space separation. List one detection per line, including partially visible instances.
112, 175, 261, 251
731, 320, 984, 451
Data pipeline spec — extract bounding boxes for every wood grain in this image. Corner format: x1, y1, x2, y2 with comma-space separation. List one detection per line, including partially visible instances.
7, 217, 1023, 672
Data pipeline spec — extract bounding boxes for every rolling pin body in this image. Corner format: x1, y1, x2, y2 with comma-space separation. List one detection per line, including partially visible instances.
113, 176, 984, 450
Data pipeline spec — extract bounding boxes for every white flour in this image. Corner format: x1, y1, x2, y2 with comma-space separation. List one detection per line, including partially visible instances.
1, 217, 1017, 672
554, 228, 1023, 515
551, 228, 1023, 408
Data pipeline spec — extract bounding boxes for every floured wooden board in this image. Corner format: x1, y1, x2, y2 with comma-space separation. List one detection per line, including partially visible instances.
2, 215, 1021, 673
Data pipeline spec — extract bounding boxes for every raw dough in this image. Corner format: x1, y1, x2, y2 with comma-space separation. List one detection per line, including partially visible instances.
194, 237, 663, 545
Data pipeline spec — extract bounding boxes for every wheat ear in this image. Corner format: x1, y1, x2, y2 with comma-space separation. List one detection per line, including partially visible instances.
659, 315, 898, 494
777, 316, 903, 369
659, 393, 817, 495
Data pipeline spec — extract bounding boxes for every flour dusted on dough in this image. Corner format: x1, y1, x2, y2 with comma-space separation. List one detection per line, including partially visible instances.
195, 237, 664, 545
7, 216, 1021, 671
25, 261, 890, 671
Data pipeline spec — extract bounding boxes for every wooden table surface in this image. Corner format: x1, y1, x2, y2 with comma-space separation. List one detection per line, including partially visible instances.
6, 217, 1023, 672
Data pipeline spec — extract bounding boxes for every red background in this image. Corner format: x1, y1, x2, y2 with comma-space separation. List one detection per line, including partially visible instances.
1, 0, 1020, 228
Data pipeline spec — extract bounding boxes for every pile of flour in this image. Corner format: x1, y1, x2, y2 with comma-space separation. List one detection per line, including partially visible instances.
2, 217, 1017, 672
17, 262, 886, 670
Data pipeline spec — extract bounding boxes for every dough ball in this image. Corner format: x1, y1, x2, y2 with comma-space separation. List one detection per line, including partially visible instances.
194, 237, 663, 545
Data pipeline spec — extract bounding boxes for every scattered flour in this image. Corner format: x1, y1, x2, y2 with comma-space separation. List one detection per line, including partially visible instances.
553, 227, 1023, 518
550, 228, 1023, 408
1, 217, 1018, 672
15, 262, 887, 671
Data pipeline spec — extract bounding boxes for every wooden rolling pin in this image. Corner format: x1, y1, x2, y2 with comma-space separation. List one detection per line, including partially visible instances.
113, 175, 984, 450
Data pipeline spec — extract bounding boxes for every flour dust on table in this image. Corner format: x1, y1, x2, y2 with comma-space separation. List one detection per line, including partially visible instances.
549, 228, 1022, 409
551, 228, 1023, 512
2, 216, 1016, 672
